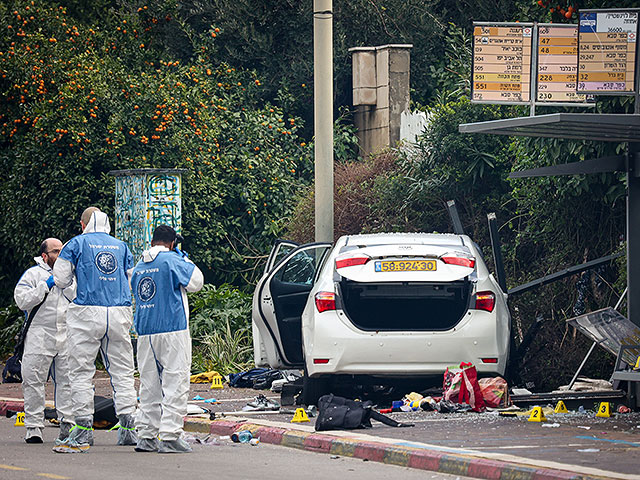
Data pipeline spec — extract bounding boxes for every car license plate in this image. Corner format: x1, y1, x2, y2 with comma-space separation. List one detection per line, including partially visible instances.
374, 260, 437, 272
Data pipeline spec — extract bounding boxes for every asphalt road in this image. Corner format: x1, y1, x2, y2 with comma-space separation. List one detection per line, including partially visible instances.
0, 418, 474, 480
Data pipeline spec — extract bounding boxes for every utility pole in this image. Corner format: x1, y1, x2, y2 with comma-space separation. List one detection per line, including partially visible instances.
313, 0, 334, 243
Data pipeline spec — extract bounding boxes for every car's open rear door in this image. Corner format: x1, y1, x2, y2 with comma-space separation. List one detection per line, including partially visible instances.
253, 243, 331, 368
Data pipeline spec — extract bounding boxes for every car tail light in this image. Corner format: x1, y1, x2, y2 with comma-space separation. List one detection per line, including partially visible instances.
335, 255, 370, 269
441, 255, 475, 269
481, 358, 498, 364
313, 358, 330, 364
474, 291, 495, 312
315, 291, 336, 313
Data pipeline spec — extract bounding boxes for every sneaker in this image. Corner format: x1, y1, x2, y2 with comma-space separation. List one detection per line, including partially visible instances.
158, 438, 193, 454
117, 414, 138, 446
135, 437, 160, 452
243, 394, 280, 411
25, 427, 43, 444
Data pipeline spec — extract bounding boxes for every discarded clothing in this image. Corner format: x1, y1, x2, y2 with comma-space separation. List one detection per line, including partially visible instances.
435, 400, 473, 413
228, 368, 283, 389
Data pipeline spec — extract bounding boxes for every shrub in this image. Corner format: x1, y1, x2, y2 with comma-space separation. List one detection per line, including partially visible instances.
0, 0, 312, 304
191, 320, 253, 376
188, 283, 252, 344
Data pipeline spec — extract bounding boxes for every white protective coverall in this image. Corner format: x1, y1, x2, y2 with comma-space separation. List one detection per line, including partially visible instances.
130, 245, 203, 442
53, 211, 137, 419
14, 257, 75, 429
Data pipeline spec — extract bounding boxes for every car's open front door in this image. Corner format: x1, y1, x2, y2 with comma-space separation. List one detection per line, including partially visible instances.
253, 243, 331, 368
263, 239, 299, 274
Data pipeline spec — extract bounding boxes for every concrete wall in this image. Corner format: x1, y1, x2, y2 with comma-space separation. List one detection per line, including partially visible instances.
350, 44, 412, 158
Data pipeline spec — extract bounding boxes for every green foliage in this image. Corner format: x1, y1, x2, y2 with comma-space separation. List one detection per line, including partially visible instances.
413, 98, 515, 240
188, 283, 252, 343
191, 320, 253, 376
0, 304, 21, 357
0, 0, 312, 301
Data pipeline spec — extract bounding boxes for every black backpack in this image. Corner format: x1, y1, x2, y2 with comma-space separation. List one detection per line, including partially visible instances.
315, 394, 414, 431
2, 295, 48, 384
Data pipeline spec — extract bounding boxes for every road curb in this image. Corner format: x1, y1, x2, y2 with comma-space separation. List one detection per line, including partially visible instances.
183, 417, 613, 480
0, 399, 25, 416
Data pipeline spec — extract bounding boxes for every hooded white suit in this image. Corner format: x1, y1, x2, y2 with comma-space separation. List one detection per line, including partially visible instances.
53, 211, 137, 419
131, 245, 203, 443
14, 257, 75, 430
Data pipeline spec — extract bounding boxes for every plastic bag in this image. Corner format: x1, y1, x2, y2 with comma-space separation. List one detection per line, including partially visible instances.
478, 377, 509, 408
443, 362, 486, 412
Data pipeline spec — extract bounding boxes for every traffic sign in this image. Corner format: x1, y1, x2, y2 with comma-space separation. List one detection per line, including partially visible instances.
578, 9, 639, 94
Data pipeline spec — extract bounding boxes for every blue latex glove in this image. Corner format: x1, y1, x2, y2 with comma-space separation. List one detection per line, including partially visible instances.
46, 275, 55, 289
174, 247, 188, 258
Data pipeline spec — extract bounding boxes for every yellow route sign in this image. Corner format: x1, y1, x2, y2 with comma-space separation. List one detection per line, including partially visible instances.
472, 23, 533, 104
537, 24, 592, 104
578, 10, 639, 94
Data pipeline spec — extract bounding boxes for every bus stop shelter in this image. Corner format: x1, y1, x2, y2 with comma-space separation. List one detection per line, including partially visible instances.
459, 113, 640, 328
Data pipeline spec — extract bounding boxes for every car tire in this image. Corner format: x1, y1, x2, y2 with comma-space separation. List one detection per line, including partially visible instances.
302, 368, 330, 406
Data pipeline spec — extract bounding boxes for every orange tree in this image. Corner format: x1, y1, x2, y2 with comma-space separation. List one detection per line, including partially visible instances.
0, 0, 312, 301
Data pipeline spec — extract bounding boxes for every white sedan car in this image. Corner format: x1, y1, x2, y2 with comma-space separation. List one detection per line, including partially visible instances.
252, 233, 510, 404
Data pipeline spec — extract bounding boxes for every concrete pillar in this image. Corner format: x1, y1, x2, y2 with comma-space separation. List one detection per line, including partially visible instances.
350, 44, 412, 157
108, 168, 185, 259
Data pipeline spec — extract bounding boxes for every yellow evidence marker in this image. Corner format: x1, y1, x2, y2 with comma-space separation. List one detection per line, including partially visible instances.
528, 406, 546, 422
291, 408, 310, 423
210, 375, 224, 389
14, 412, 25, 427
634, 356, 640, 370
554, 400, 569, 414
596, 402, 611, 418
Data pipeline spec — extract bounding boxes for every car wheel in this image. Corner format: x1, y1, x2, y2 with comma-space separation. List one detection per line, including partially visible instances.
302, 368, 330, 406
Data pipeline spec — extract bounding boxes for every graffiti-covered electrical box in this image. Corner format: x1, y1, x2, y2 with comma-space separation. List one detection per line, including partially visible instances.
109, 168, 186, 259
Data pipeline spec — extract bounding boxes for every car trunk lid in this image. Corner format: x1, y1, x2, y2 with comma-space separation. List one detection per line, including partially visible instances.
335, 244, 475, 283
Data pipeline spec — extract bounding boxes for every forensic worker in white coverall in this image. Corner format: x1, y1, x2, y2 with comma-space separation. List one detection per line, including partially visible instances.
131, 225, 203, 453
14, 238, 75, 444
52, 207, 138, 453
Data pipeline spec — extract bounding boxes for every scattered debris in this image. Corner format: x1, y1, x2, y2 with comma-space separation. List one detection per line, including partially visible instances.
511, 388, 532, 395
542, 422, 561, 428
231, 430, 254, 443
183, 433, 221, 445
578, 448, 600, 453
555, 377, 614, 392
187, 404, 208, 415
242, 394, 280, 411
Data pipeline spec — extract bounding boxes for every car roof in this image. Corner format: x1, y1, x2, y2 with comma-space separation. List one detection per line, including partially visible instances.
341, 233, 466, 247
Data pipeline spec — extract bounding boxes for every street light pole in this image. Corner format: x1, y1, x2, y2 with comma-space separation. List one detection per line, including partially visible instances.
313, 0, 334, 243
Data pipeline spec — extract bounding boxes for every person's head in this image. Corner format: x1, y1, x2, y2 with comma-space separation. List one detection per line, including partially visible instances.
80, 206, 101, 230
151, 225, 177, 249
40, 238, 63, 268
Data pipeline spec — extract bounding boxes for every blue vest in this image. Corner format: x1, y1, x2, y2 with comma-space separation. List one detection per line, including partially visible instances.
59, 232, 133, 307
131, 251, 195, 335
